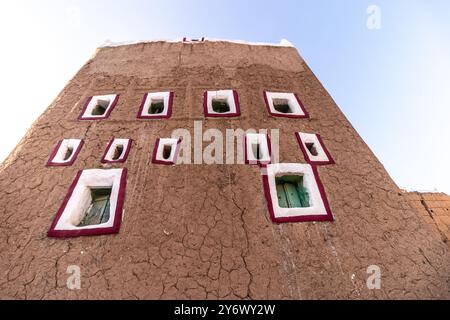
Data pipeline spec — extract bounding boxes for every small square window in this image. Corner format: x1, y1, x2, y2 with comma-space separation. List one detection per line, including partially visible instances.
151, 138, 182, 165
78, 94, 119, 120
272, 98, 292, 113
149, 99, 165, 114
101, 138, 132, 164
295, 132, 335, 165
212, 98, 231, 113
47, 168, 128, 238
137, 91, 173, 119
263, 91, 309, 118
203, 90, 240, 118
245, 133, 271, 166
46, 139, 84, 167
262, 163, 333, 223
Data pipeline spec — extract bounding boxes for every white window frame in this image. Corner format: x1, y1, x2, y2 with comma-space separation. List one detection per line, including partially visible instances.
152, 138, 181, 165
245, 133, 271, 165
262, 163, 333, 223
137, 91, 173, 119
47, 168, 127, 238
79, 94, 119, 120
264, 91, 309, 118
204, 90, 240, 117
47, 139, 83, 166
101, 138, 132, 163
295, 132, 335, 165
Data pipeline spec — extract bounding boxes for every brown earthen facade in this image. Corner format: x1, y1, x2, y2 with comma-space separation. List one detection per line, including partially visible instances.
0, 40, 449, 299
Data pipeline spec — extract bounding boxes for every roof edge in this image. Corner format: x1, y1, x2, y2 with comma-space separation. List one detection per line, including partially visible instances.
99, 38, 295, 49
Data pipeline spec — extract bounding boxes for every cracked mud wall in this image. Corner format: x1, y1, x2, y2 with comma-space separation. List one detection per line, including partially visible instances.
0, 41, 449, 299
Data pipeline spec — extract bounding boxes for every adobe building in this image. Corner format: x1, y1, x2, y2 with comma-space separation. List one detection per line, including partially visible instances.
0, 38, 449, 299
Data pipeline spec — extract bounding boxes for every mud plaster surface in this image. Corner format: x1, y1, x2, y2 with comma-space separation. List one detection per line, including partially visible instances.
0, 41, 449, 299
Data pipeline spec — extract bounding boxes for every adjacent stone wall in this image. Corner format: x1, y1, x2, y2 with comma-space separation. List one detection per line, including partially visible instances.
405, 192, 450, 244
0, 41, 448, 299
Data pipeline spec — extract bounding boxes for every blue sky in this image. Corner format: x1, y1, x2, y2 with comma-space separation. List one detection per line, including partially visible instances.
0, 0, 449, 193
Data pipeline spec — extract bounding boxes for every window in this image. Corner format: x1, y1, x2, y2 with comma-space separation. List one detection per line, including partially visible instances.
151, 138, 182, 165
77, 188, 111, 227
149, 99, 164, 114
262, 163, 333, 223
101, 138, 132, 163
272, 98, 291, 113
137, 91, 174, 119
276, 175, 310, 208
245, 133, 271, 165
212, 98, 230, 113
295, 132, 335, 165
47, 168, 128, 238
263, 91, 309, 118
78, 94, 119, 120
91, 100, 109, 116
203, 90, 241, 117
47, 139, 84, 167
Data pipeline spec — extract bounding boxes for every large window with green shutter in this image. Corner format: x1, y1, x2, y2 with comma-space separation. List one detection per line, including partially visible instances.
77, 188, 112, 227
275, 175, 310, 208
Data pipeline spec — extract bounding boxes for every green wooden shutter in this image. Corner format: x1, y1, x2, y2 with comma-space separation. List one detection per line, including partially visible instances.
284, 183, 303, 208
78, 188, 111, 227
276, 183, 289, 208
275, 176, 310, 208
297, 185, 310, 207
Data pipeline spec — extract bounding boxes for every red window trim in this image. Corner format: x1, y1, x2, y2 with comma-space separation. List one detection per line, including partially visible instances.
47, 168, 128, 238
203, 90, 241, 118
295, 132, 335, 165
100, 138, 133, 164
263, 91, 309, 119
261, 165, 334, 223
151, 138, 182, 165
136, 92, 174, 119
46, 139, 84, 167
78, 94, 120, 120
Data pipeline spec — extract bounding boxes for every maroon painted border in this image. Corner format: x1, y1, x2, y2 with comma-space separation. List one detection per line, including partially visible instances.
100, 138, 133, 164
136, 92, 174, 119
151, 138, 182, 165
47, 168, 128, 238
295, 132, 335, 166
46, 139, 84, 167
244, 133, 272, 167
203, 90, 241, 118
261, 165, 334, 223
78, 94, 120, 120
263, 91, 309, 119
